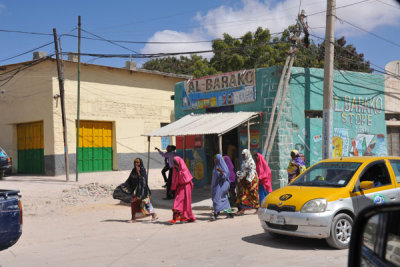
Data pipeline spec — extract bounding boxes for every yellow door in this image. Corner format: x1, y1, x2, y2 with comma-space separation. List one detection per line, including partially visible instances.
77, 121, 112, 172
17, 121, 44, 174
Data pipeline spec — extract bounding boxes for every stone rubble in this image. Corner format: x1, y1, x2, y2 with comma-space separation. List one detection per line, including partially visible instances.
61, 182, 117, 205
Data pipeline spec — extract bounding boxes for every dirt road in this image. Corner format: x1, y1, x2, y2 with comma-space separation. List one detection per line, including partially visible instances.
0, 171, 348, 267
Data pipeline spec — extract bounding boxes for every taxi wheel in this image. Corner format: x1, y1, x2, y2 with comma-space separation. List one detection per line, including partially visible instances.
326, 213, 353, 249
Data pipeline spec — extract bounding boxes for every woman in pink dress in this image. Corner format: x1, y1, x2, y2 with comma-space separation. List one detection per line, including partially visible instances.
255, 153, 272, 203
168, 156, 196, 224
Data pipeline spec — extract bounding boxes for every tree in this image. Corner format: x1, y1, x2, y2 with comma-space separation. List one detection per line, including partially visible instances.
142, 55, 217, 78
141, 27, 372, 75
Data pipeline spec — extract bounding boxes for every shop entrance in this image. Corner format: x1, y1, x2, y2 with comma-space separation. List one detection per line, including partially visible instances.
204, 128, 239, 184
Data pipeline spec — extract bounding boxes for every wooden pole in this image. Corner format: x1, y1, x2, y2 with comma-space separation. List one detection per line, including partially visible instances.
147, 136, 151, 182
53, 28, 69, 182
247, 121, 250, 151
76, 15, 81, 182
219, 135, 222, 155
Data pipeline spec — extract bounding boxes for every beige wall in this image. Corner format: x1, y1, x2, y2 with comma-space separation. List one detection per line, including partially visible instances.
385, 60, 400, 116
0, 60, 54, 171
59, 61, 182, 158
0, 58, 186, 173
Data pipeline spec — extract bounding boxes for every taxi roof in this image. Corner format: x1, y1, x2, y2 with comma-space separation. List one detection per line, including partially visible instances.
319, 156, 400, 163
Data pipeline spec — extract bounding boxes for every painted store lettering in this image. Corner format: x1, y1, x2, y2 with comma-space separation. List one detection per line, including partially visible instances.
334, 95, 383, 126
186, 69, 255, 92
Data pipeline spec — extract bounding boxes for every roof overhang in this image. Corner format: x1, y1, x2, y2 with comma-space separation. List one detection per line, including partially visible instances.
145, 112, 259, 137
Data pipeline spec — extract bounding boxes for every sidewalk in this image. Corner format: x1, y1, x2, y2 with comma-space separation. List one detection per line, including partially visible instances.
0, 168, 213, 212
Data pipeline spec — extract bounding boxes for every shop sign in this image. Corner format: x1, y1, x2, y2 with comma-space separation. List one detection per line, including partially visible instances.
182, 69, 256, 110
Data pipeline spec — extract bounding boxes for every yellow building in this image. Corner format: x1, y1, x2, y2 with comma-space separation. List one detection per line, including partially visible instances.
0, 54, 189, 175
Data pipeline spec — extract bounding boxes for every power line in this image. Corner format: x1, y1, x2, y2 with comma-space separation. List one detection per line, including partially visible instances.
308, 32, 400, 80
0, 41, 54, 63
81, 28, 139, 54
67, 40, 290, 59
375, 0, 400, 9
334, 15, 400, 49
307, 0, 372, 16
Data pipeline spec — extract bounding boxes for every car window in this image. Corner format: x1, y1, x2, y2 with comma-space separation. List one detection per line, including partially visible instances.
359, 162, 392, 189
0, 147, 5, 157
389, 160, 400, 183
385, 212, 400, 266
290, 161, 361, 187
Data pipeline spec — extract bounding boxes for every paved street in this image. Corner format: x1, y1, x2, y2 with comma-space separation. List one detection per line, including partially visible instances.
0, 170, 348, 267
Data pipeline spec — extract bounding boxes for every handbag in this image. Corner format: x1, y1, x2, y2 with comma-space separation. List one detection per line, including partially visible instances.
112, 182, 133, 203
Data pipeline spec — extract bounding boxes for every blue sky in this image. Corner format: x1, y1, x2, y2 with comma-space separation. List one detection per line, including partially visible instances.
0, 0, 399, 73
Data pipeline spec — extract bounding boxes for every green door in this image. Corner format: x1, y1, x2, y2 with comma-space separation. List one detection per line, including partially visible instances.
17, 121, 44, 174
77, 121, 113, 172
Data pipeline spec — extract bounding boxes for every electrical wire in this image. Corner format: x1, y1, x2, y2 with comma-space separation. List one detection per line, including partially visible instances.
307, 0, 372, 17
334, 15, 400, 49
81, 28, 139, 54
0, 41, 54, 63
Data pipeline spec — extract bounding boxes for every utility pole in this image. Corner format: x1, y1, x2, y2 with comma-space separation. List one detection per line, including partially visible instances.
322, 0, 336, 159
76, 16, 81, 182
53, 28, 70, 181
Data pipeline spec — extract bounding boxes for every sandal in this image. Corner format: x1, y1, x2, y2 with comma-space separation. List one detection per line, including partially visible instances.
151, 217, 159, 222
236, 210, 245, 216
168, 219, 177, 224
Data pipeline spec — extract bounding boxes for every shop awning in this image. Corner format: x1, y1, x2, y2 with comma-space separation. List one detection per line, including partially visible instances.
145, 112, 259, 137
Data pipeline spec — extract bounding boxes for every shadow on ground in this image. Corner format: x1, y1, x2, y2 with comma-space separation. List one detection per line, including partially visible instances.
242, 232, 334, 251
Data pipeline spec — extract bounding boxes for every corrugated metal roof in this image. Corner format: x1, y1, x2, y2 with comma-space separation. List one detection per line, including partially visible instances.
145, 112, 259, 137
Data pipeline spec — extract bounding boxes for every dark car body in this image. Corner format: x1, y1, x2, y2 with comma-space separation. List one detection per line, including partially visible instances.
0, 190, 23, 251
0, 147, 12, 179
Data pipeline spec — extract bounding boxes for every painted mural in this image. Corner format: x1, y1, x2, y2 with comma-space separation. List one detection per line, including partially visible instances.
182, 69, 256, 110
176, 149, 207, 187
289, 68, 387, 166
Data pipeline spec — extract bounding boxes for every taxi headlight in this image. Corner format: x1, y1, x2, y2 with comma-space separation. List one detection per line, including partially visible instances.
260, 196, 267, 208
300, 198, 327, 213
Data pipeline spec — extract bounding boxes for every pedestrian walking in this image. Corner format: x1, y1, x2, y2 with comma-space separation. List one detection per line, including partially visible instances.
235, 149, 259, 216
155, 145, 177, 199
168, 156, 196, 224
254, 153, 272, 204
127, 158, 158, 223
223, 155, 237, 207
210, 154, 233, 220
287, 150, 306, 184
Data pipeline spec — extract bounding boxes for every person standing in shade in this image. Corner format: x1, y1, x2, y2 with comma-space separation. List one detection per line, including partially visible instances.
160, 145, 171, 188
287, 150, 306, 184
254, 153, 272, 204
236, 149, 259, 215
223, 155, 237, 206
210, 154, 233, 220
127, 158, 158, 223
168, 156, 196, 224
155, 145, 177, 199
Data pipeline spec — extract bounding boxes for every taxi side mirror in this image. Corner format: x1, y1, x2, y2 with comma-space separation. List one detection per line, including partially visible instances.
360, 181, 373, 190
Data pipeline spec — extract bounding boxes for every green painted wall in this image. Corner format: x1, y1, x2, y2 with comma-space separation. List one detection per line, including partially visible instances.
174, 67, 386, 189
289, 67, 386, 169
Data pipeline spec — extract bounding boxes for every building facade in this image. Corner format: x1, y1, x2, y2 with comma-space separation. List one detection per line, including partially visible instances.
173, 67, 387, 189
0, 56, 189, 175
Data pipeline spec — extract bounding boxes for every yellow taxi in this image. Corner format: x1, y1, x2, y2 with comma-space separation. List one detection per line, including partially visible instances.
258, 157, 400, 249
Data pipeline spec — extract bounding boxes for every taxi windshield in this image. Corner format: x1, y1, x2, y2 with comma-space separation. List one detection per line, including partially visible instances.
290, 161, 362, 187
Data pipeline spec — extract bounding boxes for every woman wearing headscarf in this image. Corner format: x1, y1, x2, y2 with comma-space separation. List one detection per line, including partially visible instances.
223, 155, 237, 205
127, 158, 158, 223
287, 150, 306, 184
210, 154, 233, 220
235, 149, 259, 215
254, 153, 272, 203
168, 156, 196, 224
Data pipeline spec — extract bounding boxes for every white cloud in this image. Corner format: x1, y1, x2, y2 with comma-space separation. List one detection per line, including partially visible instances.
141, 30, 213, 59
141, 0, 400, 56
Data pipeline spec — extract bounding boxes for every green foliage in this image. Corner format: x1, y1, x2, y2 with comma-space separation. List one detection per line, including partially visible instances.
142, 27, 372, 76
